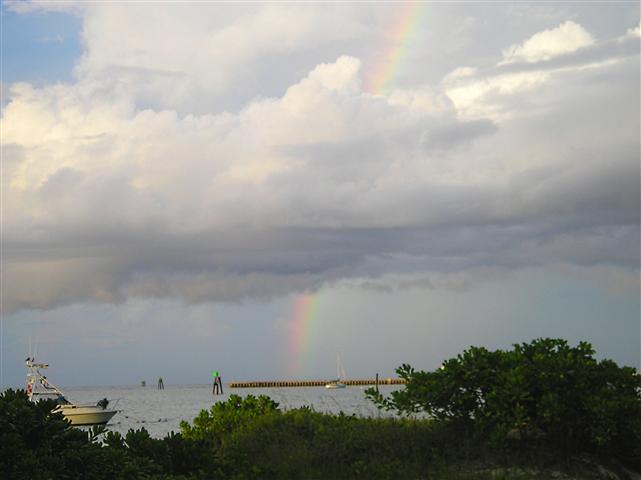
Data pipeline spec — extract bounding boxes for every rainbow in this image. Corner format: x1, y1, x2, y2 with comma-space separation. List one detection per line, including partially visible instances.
364, 3, 425, 95
287, 291, 323, 377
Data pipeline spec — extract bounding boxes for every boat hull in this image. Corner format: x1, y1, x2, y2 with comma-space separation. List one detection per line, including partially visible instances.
54, 405, 117, 426
325, 383, 346, 389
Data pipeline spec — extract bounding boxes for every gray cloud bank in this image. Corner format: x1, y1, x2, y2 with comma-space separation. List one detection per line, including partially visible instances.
2, 5, 639, 314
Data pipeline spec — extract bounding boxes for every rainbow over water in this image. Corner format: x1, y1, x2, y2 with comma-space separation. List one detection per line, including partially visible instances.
287, 292, 323, 377
364, 3, 425, 95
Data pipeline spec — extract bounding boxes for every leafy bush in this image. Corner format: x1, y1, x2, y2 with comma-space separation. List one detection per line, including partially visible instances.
180, 400, 452, 479
0, 389, 215, 479
226, 410, 430, 479
103, 428, 216, 477
180, 394, 280, 445
366, 338, 641, 466
3, 338, 639, 479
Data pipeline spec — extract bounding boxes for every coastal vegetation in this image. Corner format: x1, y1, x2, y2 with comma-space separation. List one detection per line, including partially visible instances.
366, 338, 641, 466
1, 338, 639, 479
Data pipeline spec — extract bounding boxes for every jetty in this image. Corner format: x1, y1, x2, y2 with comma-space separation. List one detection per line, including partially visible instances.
229, 378, 407, 388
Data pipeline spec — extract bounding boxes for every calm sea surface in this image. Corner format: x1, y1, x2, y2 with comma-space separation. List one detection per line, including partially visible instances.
64, 384, 402, 438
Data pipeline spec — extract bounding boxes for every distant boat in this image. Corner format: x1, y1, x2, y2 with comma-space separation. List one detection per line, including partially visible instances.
325, 352, 347, 389
26, 357, 118, 426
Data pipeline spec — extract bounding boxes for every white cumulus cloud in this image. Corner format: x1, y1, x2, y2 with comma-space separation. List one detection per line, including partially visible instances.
501, 21, 594, 64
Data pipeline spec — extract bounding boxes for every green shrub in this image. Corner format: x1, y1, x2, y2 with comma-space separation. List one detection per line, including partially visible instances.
180, 394, 280, 444
366, 338, 641, 466
0, 389, 215, 479
4, 338, 639, 479
202, 406, 449, 479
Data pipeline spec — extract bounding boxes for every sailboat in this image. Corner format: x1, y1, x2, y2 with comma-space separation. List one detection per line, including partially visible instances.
325, 352, 347, 389
26, 357, 118, 426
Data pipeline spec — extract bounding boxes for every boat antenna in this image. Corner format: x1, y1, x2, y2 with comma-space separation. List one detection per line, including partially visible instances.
33, 335, 39, 361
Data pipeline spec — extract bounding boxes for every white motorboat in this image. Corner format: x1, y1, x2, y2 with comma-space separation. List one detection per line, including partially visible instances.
26, 357, 117, 426
51, 403, 117, 426
325, 352, 347, 389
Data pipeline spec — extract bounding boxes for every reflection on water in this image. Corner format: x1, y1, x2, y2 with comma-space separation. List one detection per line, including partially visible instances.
64, 384, 402, 438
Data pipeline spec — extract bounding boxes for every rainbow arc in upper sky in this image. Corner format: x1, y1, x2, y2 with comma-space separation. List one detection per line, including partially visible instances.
364, 3, 426, 95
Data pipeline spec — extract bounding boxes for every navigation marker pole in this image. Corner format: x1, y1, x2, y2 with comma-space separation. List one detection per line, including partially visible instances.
212, 370, 223, 395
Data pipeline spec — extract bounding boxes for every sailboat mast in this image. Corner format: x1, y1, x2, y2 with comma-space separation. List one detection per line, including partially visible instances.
336, 352, 346, 381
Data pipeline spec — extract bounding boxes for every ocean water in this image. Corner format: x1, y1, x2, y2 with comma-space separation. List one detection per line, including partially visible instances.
64, 384, 402, 438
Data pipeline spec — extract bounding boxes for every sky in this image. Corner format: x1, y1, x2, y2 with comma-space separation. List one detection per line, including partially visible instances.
1, 1, 639, 388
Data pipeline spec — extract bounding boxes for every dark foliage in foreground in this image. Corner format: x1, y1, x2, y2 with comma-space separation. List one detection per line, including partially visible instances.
0, 389, 215, 479
2, 338, 640, 479
366, 338, 641, 467
180, 395, 458, 479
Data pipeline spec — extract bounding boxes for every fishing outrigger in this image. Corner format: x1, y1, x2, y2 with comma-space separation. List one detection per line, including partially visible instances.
26, 357, 118, 426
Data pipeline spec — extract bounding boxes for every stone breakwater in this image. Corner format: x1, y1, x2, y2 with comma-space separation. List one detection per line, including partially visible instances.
228, 378, 407, 388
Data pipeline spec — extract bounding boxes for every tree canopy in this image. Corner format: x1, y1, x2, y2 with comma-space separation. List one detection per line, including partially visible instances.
366, 338, 641, 465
